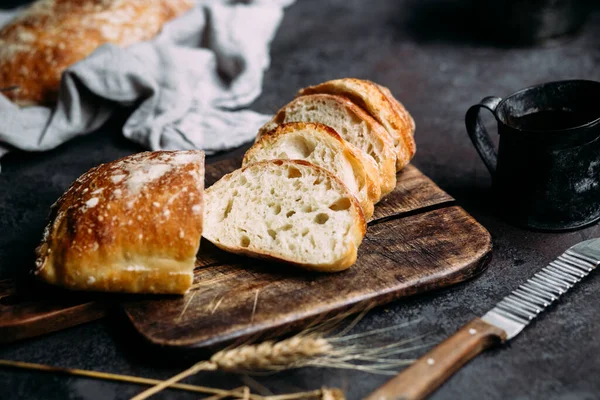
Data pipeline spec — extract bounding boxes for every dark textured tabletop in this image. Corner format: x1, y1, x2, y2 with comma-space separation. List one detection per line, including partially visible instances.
1, 1, 600, 399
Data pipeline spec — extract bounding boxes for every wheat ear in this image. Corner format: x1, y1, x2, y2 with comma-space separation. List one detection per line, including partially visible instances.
132, 335, 332, 400
133, 315, 426, 399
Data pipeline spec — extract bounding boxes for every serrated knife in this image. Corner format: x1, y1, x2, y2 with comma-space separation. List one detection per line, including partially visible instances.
366, 238, 600, 400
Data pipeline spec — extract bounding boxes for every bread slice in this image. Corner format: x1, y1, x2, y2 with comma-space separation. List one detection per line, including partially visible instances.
244, 122, 380, 219
203, 160, 366, 272
297, 78, 416, 170
259, 94, 397, 196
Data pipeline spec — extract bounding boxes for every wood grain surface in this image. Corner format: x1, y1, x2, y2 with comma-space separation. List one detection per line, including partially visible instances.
123, 158, 492, 349
0, 157, 488, 346
0, 279, 109, 344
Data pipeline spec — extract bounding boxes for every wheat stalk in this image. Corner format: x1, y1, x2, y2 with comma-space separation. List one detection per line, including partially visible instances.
0, 359, 244, 397
131, 335, 333, 400
0, 359, 343, 400
132, 317, 430, 400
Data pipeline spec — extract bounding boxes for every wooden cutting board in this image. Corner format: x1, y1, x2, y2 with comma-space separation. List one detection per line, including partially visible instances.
122, 158, 492, 350
0, 157, 491, 345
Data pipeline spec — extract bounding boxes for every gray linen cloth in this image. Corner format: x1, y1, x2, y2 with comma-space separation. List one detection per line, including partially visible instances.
0, 0, 293, 167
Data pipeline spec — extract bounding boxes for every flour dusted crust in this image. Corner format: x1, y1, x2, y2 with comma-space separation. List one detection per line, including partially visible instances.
34, 150, 204, 294
0, 0, 194, 106
297, 78, 416, 171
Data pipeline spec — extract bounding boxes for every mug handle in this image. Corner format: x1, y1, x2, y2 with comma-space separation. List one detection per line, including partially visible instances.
465, 96, 502, 176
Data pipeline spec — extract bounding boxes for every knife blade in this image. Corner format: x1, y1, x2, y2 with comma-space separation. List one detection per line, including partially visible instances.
366, 238, 600, 400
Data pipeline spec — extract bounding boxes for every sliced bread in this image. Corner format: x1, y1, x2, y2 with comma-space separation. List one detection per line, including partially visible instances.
258, 94, 397, 196
203, 160, 366, 272
244, 122, 379, 219
297, 78, 416, 170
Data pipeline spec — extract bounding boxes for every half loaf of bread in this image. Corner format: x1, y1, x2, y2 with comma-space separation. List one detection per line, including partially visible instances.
34, 150, 204, 294
203, 160, 366, 272
244, 122, 380, 219
258, 94, 397, 196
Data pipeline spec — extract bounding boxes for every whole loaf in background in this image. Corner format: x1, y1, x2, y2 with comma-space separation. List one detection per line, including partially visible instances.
0, 0, 194, 106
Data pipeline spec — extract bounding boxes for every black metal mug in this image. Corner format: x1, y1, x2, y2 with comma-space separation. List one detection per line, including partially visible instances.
466, 80, 600, 231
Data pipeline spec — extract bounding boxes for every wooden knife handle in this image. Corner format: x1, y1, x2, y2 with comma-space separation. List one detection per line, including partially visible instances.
365, 318, 507, 400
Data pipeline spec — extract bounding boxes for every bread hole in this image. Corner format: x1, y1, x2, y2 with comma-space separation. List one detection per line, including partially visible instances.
329, 197, 351, 211
357, 177, 366, 191
286, 210, 296, 218
276, 110, 286, 122
277, 152, 289, 159
281, 224, 292, 231
350, 114, 363, 125
268, 229, 277, 240
287, 167, 302, 178
222, 199, 234, 220
239, 175, 247, 185
270, 188, 275, 195
301, 205, 313, 213
301, 228, 309, 237
292, 137, 316, 158
315, 213, 329, 224
289, 243, 296, 251
313, 176, 323, 185
240, 235, 251, 248
271, 204, 282, 215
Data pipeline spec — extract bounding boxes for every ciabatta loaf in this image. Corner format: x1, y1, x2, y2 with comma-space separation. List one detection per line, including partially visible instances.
244, 122, 379, 219
203, 160, 366, 272
259, 94, 397, 196
297, 78, 416, 170
0, 0, 194, 106
34, 150, 204, 294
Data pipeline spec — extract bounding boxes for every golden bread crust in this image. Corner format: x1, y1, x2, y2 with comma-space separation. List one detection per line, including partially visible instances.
244, 121, 379, 219
376, 83, 417, 169
34, 150, 204, 294
0, 0, 194, 106
297, 78, 416, 171
258, 93, 397, 196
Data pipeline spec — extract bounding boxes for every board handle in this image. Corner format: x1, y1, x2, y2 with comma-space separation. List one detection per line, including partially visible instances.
365, 318, 507, 400
0, 279, 109, 344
